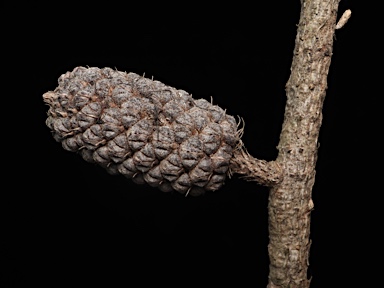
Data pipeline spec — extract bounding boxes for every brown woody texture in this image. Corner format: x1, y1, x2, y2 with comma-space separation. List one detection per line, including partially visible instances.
267, 1, 340, 287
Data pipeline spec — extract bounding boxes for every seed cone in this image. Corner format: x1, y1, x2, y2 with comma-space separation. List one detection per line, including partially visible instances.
43, 67, 241, 196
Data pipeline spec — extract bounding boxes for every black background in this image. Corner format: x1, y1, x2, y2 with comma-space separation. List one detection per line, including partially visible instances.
3, 1, 376, 287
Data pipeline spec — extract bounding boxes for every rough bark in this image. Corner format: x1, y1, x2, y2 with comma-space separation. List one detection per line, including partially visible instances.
230, 149, 283, 187
267, 1, 340, 287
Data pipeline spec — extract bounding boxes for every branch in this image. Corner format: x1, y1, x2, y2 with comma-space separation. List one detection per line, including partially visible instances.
267, 1, 341, 287
230, 147, 283, 187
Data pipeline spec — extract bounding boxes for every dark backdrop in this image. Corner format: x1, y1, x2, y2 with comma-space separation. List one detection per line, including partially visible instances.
3, 1, 372, 287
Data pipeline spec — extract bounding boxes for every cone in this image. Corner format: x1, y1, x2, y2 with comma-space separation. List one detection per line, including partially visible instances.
43, 67, 241, 196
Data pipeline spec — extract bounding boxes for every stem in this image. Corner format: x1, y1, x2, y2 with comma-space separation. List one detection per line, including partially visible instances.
230, 149, 283, 187
267, 1, 340, 287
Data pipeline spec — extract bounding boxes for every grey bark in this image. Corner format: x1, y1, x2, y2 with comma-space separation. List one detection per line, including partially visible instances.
232, 0, 342, 287
267, 1, 340, 286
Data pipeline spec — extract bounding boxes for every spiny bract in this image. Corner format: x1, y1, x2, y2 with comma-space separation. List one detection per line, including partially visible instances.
43, 66, 241, 196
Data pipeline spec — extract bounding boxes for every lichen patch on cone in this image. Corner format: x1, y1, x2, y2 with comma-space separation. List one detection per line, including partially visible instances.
43, 67, 241, 196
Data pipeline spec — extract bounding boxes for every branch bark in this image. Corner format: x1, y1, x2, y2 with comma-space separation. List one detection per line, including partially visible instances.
230, 1, 342, 287
230, 149, 283, 187
267, 1, 340, 287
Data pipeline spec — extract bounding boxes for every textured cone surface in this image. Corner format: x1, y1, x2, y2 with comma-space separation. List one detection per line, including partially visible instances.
43, 67, 240, 196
